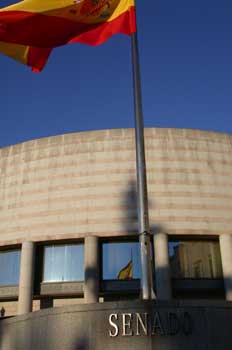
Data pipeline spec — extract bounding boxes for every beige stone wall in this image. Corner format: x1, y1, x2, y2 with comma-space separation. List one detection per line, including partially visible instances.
0, 128, 232, 246
0, 298, 85, 315
0, 300, 17, 317
31, 298, 84, 312
32, 299, 40, 312
53, 298, 84, 307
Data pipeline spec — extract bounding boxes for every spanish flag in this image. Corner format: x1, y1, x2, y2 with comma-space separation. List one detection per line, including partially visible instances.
0, 0, 136, 71
117, 259, 133, 280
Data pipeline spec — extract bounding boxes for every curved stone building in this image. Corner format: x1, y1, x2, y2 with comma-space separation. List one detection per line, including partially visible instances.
0, 128, 232, 350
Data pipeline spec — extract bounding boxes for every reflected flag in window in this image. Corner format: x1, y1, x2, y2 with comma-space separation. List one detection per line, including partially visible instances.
117, 259, 133, 280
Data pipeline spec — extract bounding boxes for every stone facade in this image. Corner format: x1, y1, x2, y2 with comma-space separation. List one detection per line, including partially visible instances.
0, 128, 232, 348
0, 128, 232, 246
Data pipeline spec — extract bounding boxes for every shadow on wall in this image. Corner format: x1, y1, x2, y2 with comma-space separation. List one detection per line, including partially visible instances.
122, 179, 162, 234
122, 180, 175, 299
84, 265, 99, 302
0, 319, 3, 350
0, 319, 90, 350
40, 298, 54, 309
122, 180, 160, 234
72, 336, 89, 350
121, 180, 138, 235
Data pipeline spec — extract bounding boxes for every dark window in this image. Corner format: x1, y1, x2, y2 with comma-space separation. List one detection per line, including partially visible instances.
0, 249, 21, 286
169, 240, 223, 279
102, 242, 141, 280
43, 244, 84, 282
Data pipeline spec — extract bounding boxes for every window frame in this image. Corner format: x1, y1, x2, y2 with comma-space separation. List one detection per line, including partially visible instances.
100, 236, 143, 297
0, 246, 21, 287
168, 235, 225, 299
0, 245, 21, 299
42, 241, 85, 284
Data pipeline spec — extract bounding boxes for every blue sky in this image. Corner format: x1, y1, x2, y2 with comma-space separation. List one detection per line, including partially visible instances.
1, 0, 232, 148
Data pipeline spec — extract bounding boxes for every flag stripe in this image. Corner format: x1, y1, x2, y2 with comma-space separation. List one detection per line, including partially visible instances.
0, 41, 52, 71
0, 41, 29, 64
2, 0, 75, 13
1, 0, 135, 23
27, 47, 53, 72
0, 6, 135, 47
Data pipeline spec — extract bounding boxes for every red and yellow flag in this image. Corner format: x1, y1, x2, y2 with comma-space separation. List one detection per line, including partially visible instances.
0, 0, 136, 71
117, 259, 133, 280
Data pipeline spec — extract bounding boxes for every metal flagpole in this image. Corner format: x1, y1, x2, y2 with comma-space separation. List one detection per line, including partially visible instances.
131, 28, 154, 300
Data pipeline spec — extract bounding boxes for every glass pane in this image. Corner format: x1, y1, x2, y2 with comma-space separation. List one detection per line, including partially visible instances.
169, 241, 223, 279
102, 242, 141, 280
43, 244, 84, 282
0, 250, 21, 285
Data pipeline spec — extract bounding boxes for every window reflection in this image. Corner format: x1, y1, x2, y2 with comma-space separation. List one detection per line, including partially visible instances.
102, 242, 141, 280
0, 250, 21, 285
43, 244, 84, 282
169, 240, 223, 279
